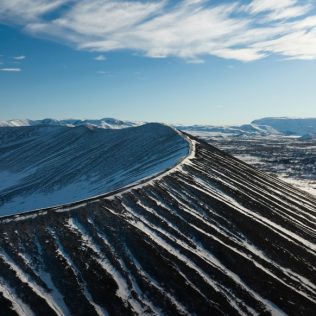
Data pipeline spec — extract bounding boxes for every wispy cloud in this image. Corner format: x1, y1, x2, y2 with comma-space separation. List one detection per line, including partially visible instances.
94, 54, 106, 61
186, 59, 205, 64
244, 0, 311, 21
13, 55, 26, 60
0, 68, 21, 72
0, 0, 66, 22
1, 0, 316, 62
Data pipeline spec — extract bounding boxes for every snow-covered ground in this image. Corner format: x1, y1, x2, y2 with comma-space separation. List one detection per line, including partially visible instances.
1, 116, 315, 215
278, 176, 316, 196
0, 124, 189, 216
0, 132, 314, 315
187, 132, 316, 197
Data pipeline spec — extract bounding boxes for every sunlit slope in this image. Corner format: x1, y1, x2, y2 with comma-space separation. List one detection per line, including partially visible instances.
0, 123, 189, 215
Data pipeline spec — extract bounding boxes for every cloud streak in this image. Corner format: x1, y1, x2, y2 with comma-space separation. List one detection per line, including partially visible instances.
0, 68, 21, 72
0, 0, 66, 22
1, 0, 316, 62
244, 0, 311, 21
13, 55, 26, 60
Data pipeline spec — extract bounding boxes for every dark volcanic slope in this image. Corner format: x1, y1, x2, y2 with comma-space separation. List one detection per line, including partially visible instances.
0, 135, 315, 315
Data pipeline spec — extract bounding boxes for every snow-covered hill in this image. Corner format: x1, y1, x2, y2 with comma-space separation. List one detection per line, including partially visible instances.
0, 124, 188, 215
176, 117, 316, 137
0, 132, 315, 315
252, 117, 316, 136
176, 123, 280, 137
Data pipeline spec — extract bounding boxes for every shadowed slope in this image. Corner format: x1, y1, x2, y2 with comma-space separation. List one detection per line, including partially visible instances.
0, 134, 315, 315
0, 124, 189, 215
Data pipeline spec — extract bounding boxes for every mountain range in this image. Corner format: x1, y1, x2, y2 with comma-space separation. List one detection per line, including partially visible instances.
1, 117, 316, 136
0, 118, 141, 129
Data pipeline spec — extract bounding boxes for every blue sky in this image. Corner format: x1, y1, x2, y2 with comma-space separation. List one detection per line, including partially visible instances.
1, 0, 316, 125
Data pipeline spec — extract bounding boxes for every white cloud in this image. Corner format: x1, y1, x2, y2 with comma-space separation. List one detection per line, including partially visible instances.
54, 0, 164, 36
254, 29, 316, 60
1, 0, 316, 62
242, 0, 312, 24
13, 55, 26, 60
94, 54, 107, 61
0, 0, 66, 22
247, 0, 299, 13
0, 68, 21, 72
245, 0, 309, 15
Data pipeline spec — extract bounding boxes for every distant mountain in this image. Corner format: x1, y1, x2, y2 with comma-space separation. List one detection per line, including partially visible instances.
2, 117, 315, 136
0, 118, 142, 129
177, 117, 316, 137
176, 123, 280, 136
0, 124, 188, 215
252, 117, 316, 136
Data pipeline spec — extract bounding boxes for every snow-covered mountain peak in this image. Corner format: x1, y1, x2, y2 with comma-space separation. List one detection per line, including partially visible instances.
0, 117, 143, 129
